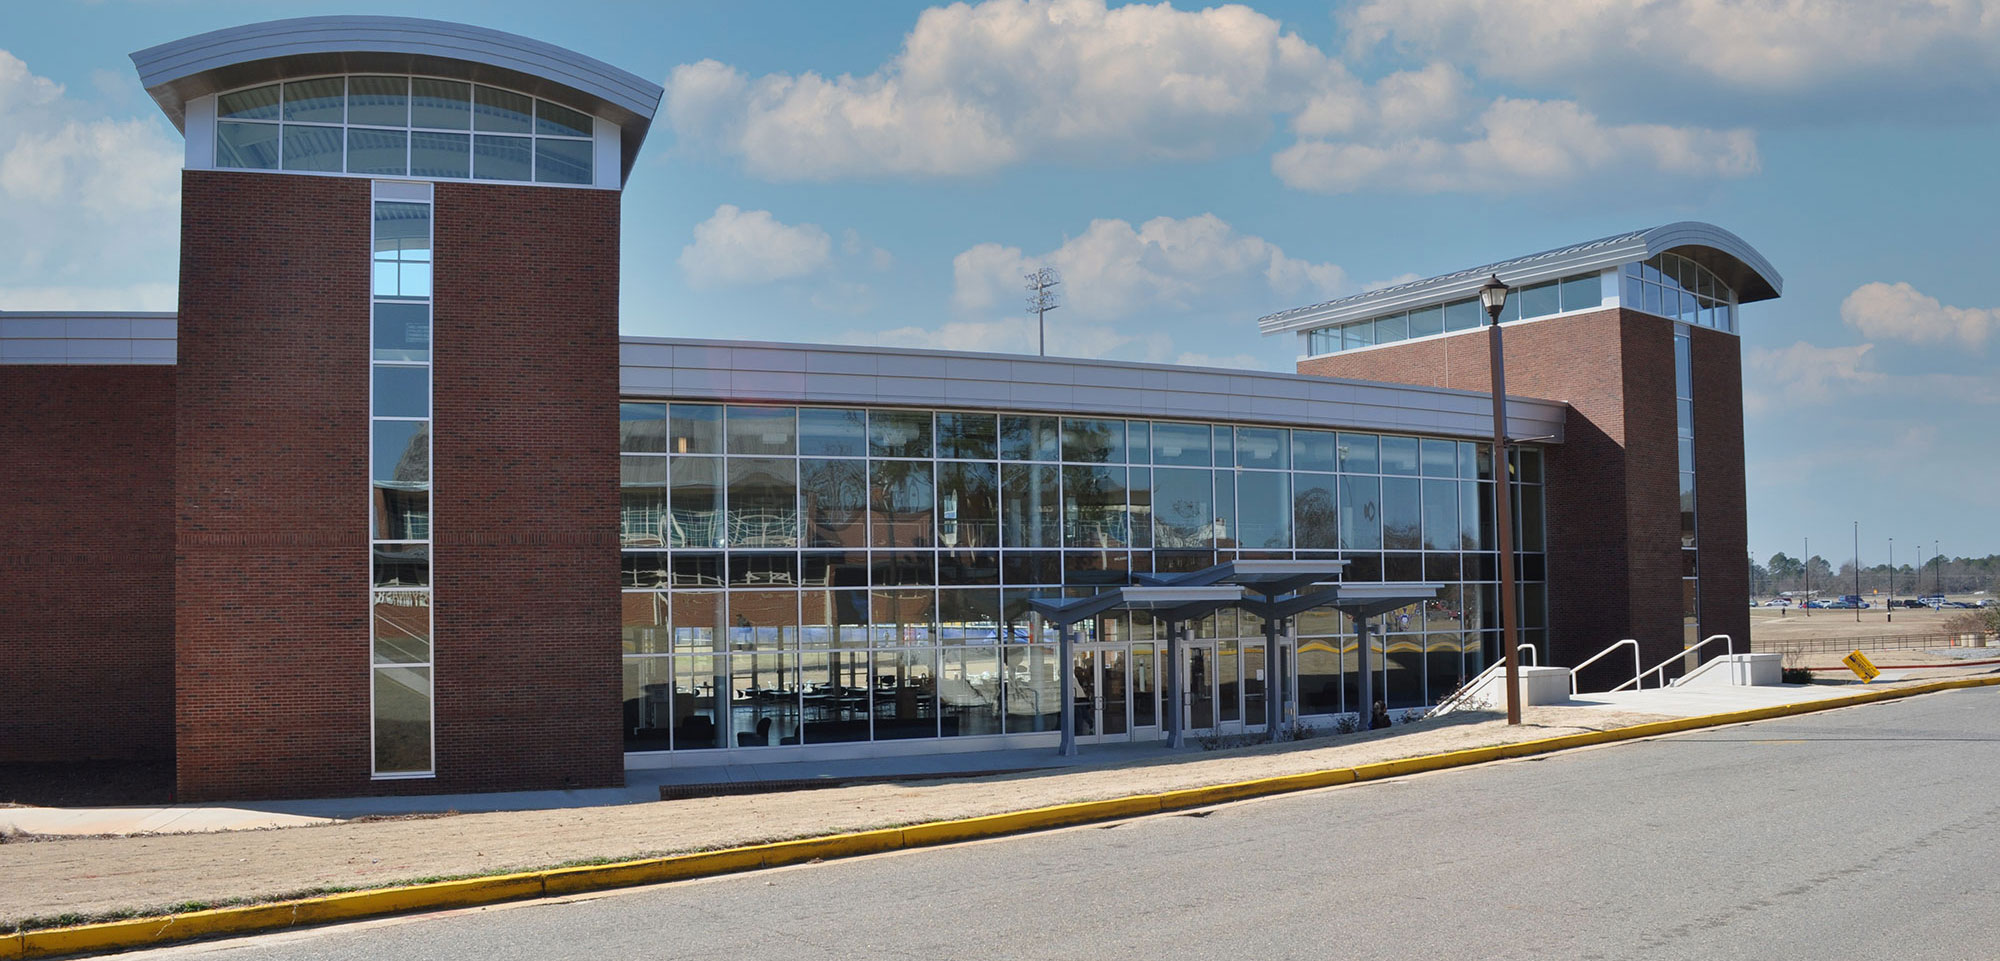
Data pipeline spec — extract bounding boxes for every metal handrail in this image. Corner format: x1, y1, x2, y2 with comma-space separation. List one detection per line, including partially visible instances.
1611, 634, 1734, 692
1430, 659, 1508, 716
1569, 639, 1641, 695
1518, 643, 1538, 667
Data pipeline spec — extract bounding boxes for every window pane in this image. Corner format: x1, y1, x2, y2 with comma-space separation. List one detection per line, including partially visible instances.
1518, 281, 1560, 319
727, 406, 797, 455
620, 402, 667, 452
871, 460, 934, 547
411, 79, 472, 129
474, 86, 534, 133
410, 131, 470, 178
218, 84, 281, 120
473, 134, 532, 181
1382, 477, 1421, 550
937, 412, 998, 460
1561, 274, 1601, 312
670, 457, 723, 548
937, 461, 999, 549
1000, 415, 1059, 461
1153, 467, 1212, 549
869, 409, 933, 458
801, 459, 867, 548
1408, 305, 1444, 338
1373, 312, 1408, 345
281, 125, 343, 171
673, 592, 725, 653
1002, 463, 1060, 548
670, 404, 723, 454
536, 99, 594, 138
1422, 479, 1459, 551
1237, 470, 1291, 549
799, 408, 867, 456
1292, 430, 1336, 472
728, 458, 798, 548
1443, 299, 1480, 332
348, 128, 408, 176
1235, 427, 1288, 469
373, 591, 431, 664
1344, 320, 1374, 350
373, 364, 429, 418
1420, 438, 1457, 477
535, 137, 592, 185
216, 121, 281, 169
372, 419, 430, 487
374, 203, 431, 260
1379, 435, 1419, 475
1294, 475, 1337, 549
1062, 465, 1128, 548
1338, 475, 1382, 550
373, 544, 429, 587
347, 76, 409, 126
1338, 433, 1378, 473
374, 483, 429, 541
1151, 421, 1210, 467
1061, 418, 1125, 463
282, 78, 345, 123
1213, 470, 1237, 550
373, 665, 432, 773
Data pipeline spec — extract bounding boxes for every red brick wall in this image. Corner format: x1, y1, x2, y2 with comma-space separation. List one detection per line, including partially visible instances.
173, 172, 622, 801
175, 171, 374, 800
1691, 325, 1750, 649
1, 366, 175, 762
428, 181, 622, 793
1298, 307, 1724, 677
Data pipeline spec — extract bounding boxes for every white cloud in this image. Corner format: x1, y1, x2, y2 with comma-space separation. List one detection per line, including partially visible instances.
1344, 0, 2000, 112
1743, 340, 1883, 414
0, 50, 180, 307
952, 213, 1345, 319
0, 282, 176, 312
843, 229, 895, 271
678, 204, 833, 288
1274, 97, 1758, 194
664, 0, 1344, 179
1841, 281, 1997, 350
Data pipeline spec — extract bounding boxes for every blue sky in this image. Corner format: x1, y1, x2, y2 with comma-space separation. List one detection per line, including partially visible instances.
5, 0, 1995, 563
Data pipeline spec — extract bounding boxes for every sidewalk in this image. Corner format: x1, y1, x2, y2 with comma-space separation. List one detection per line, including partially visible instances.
4, 666, 1991, 932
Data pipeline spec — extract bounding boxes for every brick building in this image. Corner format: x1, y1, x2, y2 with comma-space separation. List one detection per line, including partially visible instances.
0, 17, 1779, 801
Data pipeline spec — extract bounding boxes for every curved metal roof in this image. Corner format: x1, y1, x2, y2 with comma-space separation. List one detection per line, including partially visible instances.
130, 16, 664, 185
1258, 221, 1782, 335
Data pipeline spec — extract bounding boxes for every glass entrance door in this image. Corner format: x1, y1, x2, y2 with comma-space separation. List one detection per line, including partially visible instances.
1182, 641, 1216, 733
1130, 643, 1159, 734
1072, 645, 1136, 743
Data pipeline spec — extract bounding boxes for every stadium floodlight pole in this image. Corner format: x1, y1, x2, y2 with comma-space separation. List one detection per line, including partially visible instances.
1479, 274, 1521, 726
1025, 266, 1061, 357
1854, 521, 1861, 623
1804, 536, 1810, 616
1888, 537, 1894, 623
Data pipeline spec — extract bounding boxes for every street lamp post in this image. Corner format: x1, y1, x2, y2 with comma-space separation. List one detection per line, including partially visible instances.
1479, 275, 1522, 726
1803, 536, 1810, 617
1853, 521, 1861, 623
1888, 537, 1894, 624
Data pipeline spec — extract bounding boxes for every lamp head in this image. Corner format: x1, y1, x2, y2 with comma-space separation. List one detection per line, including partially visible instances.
1478, 274, 1509, 321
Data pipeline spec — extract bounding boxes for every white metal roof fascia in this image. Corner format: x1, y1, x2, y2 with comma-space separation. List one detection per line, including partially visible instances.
130, 16, 664, 184
1256, 221, 1782, 336
616, 335, 1568, 445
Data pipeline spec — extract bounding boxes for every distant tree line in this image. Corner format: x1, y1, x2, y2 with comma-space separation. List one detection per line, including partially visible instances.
1750, 552, 2000, 597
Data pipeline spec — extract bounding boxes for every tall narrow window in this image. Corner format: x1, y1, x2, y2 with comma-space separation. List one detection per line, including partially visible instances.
1675, 325, 1698, 646
372, 184, 434, 777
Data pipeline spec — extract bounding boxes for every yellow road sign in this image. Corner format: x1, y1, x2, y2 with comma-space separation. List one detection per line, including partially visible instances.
1843, 650, 1881, 683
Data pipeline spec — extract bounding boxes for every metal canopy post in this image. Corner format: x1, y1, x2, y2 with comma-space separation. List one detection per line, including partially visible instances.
1056, 619, 1076, 756
1164, 620, 1184, 748
1323, 584, 1442, 729
1029, 586, 1241, 758
1356, 615, 1375, 726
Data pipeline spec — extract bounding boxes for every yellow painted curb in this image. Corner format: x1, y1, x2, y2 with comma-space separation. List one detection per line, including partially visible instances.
20, 673, 2000, 959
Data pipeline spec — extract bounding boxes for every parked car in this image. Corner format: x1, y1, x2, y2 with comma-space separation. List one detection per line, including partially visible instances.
1896, 598, 1929, 609
1838, 595, 1872, 609
1919, 595, 1948, 607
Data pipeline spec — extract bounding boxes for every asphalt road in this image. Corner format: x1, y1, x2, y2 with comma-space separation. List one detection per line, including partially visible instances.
131, 688, 2000, 961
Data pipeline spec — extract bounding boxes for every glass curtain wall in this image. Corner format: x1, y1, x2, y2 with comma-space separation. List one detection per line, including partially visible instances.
620, 406, 1549, 751
370, 191, 434, 777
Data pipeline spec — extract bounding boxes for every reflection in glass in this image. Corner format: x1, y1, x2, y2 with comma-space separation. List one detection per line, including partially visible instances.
1151, 422, 1210, 467
348, 128, 408, 175
937, 412, 998, 459
281, 125, 343, 172
535, 138, 592, 184
870, 460, 933, 547
473, 134, 532, 181
1236, 471, 1291, 549
800, 408, 867, 456
372, 591, 431, 664
1062, 465, 1127, 548
669, 457, 722, 548
1379, 435, 1419, 475
409, 132, 470, 179
1294, 475, 1337, 549
283, 78, 345, 122
937, 462, 998, 548
372, 365, 429, 418
727, 406, 797, 455
1002, 463, 1060, 548
671, 405, 723, 454
728, 459, 799, 547
216, 122, 281, 169
869, 409, 933, 458
801, 459, 867, 548
1153, 468, 1213, 549
348, 76, 409, 126
372, 666, 431, 773
474, 86, 534, 133
1422, 479, 1459, 551
412, 80, 472, 129
218, 84, 280, 120
1339, 475, 1382, 550
1061, 419, 1125, 463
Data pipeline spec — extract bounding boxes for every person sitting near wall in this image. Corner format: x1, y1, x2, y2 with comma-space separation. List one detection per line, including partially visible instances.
1370, 700, 1392, 730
